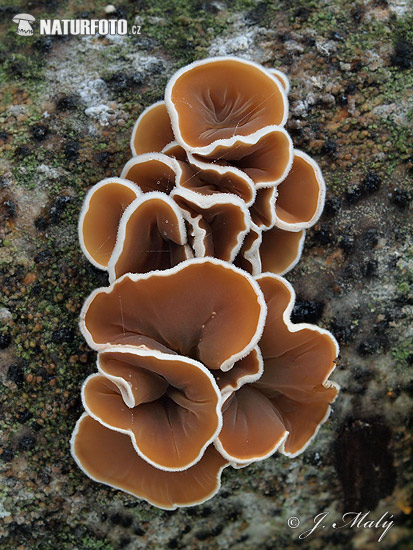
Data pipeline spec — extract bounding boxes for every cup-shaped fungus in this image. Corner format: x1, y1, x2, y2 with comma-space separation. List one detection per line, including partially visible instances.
71, 413, 228, 509
189, 126, 293, 187
73, 56, 340, 508
79, 178, 141, 270
130, 101, 175, 156
274, 150, 326, 231
107, 192, 190, 283
80, 258, 266, 372
259, 226, 305, 276
215, 274, 339, 464
165, 57, 288, 157
171, 188, 250, 263
121, 153, 182, 195
180, 153, 256, 206
81, 347, 223, 471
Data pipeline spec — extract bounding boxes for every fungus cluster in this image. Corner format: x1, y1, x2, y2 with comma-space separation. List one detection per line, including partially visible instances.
72, 57, 339, 510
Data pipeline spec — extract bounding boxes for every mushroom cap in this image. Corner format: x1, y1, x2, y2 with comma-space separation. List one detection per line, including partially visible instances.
130, 101, 175, 156
259, 226, 306, 276
184, 153, 256, 207
192, 125, 293, 187
82, 347, 223, 471
215, 384, 288, 464
71, 414, 228, 510
121, 153, 182, 195
80, 258, 267, 372
165, 56, 288, 156
13, 13, 35, 22
79, 178, 141, 270
215, 274, 339, 463
254, 274, 339, 457
274, 150, 326, 231
107, 192, 188, 283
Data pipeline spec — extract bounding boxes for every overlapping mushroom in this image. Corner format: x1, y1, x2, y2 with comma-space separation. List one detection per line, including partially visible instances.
73, 56, 339, 509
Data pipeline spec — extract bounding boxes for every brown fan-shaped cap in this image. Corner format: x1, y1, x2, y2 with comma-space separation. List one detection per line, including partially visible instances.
107, 192, 189, 283
82, 347, 222, 471
130, 101, 175, 156
215, 275, 339, 462
121, 153, 181, 195
183, 153, 256, 206
274, 150, 326, 230
260, 226, 305, 276
71, 414, 228, 509
79, 178, 141, 269
253, 274, 339, 456
165, 57, 288, 156
213, 347, 263, 398
171, 188, 250, 263
192, 126, 293, 186
80, 258, 267, 371
216, 385, 287, 463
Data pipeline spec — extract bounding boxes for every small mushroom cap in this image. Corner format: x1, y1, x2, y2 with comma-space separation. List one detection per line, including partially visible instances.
13, 13, 35, 22
130, 101, 175, 156
165, 56, 288, 155
80, 258, 267, 372
79, 178, 141, 269
121, 153, 181, 195
216, 274, 339, 463
71, 414, 228, 509
274, 150, 326, 230
82, 347, 223, 471
171, 188, 250, 262
260, 227, 305, 276
196, 126, 293, 188
107, 192, 188, 283
216, 385, 288, 464
254, 274, 339, 457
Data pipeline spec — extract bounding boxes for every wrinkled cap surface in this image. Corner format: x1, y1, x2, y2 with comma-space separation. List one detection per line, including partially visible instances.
108, 193, 189, 282
172, 189, 250, 263
82, 347, 222, 471
81, 258, 266, 371
165, 57, 288, 154
216, 274, 338, 462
